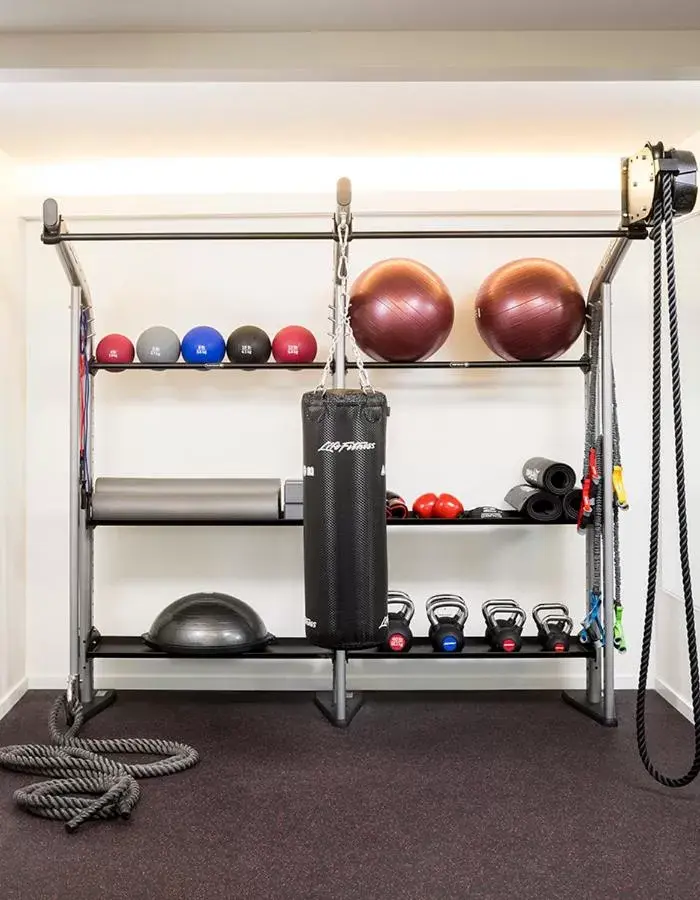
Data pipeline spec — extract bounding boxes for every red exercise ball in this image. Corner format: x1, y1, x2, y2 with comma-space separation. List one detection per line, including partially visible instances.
272, 326, 318, 363
349, 258, 454, 362
475, 258, 585, 362
95, 333, 135, 366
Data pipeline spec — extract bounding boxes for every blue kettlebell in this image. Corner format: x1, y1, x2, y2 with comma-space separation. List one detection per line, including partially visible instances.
427, 594, 468, 653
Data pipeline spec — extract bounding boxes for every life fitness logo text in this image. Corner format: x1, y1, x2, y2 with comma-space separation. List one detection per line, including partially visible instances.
318, 441, 376, 452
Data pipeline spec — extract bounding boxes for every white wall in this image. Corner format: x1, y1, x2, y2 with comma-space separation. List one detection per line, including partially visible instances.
24, 193, 653, 693
0, 151, 27, 718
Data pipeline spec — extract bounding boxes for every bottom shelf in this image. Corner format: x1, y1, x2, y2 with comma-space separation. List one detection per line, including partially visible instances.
88, 636, 331, 659
87, 635, 593, 660
350, 636, 593, 659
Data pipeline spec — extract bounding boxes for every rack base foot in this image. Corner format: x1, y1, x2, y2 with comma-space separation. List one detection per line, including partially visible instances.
80, 689, 117, 724
561, 690, 618, 727
314, 691, 364, 728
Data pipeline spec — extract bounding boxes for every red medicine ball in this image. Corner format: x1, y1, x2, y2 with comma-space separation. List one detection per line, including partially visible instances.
95, 333, 135, 366
272, 326, 317, 364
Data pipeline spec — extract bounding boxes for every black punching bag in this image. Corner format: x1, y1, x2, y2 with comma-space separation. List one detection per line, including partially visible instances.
302, 389, 388, 649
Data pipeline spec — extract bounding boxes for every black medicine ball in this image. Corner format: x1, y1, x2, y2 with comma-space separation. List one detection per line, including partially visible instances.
226, 325, 272, 364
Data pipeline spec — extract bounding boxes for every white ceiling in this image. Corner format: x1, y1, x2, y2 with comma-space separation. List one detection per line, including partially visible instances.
0, 81, 698, 161
1, 0, 700, 32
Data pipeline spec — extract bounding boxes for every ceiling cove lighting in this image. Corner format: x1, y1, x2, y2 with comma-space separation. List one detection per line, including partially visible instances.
18, 155, 621, 197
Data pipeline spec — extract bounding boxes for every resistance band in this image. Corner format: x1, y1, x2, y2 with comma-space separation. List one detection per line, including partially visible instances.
578, 297, 627, 652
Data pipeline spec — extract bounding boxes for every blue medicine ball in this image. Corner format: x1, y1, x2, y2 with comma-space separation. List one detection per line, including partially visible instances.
181, 326, 226, 364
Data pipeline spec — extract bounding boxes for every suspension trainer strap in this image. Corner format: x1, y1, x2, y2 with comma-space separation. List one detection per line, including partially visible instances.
578, 292, 626, 649
635, 171, 700, 788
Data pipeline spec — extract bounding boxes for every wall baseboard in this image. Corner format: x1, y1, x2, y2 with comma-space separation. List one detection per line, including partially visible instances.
0, 678, 28, 721
655, 677, 693, 722
28, 671, 640, 692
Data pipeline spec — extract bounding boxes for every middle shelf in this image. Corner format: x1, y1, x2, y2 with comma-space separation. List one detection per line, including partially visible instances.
88, 515, 574, 528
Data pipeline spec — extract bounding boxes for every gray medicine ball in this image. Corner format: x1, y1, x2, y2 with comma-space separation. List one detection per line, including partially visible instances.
136, 326, 181, 364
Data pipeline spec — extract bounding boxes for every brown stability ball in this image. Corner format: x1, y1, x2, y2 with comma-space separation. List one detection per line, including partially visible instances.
475, 258, 585, 361
349, 258, 454, 362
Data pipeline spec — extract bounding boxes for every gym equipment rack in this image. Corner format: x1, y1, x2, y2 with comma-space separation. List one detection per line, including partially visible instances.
43, 142, 690, 727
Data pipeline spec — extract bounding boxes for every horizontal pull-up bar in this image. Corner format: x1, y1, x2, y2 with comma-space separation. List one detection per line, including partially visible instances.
42, 227, 639, 244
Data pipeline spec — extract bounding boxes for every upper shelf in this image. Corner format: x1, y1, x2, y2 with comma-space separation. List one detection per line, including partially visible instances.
90, 358, 589, 374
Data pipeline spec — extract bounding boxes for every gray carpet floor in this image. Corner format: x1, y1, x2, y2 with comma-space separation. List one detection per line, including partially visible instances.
0, 689, 697, 900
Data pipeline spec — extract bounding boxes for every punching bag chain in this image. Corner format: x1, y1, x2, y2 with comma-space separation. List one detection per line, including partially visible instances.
317, 215, 372, 393
635, 170, 700, 787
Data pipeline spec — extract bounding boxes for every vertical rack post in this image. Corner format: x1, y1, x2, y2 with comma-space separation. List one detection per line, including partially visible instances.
68, 286, 82, 706
78, 309, 95, 705
45, 198, 115, 720
563, 233, 631, 726
600, 282, 617, 724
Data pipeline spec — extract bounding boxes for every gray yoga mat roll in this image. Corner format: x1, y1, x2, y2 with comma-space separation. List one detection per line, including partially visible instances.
91, 477, 281, 521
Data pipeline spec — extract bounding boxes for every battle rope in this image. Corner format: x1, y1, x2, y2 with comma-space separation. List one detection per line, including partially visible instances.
635, 171, 700, 787
0, 697, 199, 830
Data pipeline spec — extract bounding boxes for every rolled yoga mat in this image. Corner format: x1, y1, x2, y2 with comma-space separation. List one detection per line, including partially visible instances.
505, 484, 563, 523
91, 477, 282, 522
522, 456, 576, 496
561, 488, 583, 523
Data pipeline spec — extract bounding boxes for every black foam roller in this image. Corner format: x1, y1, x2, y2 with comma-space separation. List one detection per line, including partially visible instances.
522, 456, 576, 496
562, 488, 583, 523
505, 484, 562, 523
302, 389, 388, 649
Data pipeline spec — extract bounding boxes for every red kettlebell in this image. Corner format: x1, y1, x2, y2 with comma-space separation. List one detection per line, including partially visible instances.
413, 492, 438, 519
434, 493, 464, 519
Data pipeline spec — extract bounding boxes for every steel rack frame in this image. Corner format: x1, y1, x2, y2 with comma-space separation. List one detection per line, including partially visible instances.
44, 143, 683, 728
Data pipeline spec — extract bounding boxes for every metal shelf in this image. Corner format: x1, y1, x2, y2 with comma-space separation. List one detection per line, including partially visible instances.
89, 516, 302, 527
90, 358, 587, 373
87, 634, 592, 660
87, 515, 575, 527
349, 636, 593, 659
88, 636, 331, 659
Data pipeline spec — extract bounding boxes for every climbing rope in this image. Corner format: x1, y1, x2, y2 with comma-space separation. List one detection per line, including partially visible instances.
635, 171, 700, 787
0, 696, 199, 831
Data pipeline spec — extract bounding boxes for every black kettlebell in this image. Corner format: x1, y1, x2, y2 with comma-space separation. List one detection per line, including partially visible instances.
533, 603, 573, 653
381, 591, 415, 653
482, 599, 526, 653
426, 594, 468, 653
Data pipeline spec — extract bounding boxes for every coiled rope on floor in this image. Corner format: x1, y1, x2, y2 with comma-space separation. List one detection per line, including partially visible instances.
0, 696, 199, 831
635, 170, 700, 788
